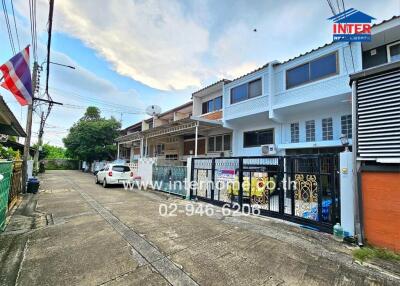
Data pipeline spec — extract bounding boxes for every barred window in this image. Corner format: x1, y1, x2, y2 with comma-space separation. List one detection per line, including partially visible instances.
290, 122, 299, 143
322, 118, 333, 140
341, 115, 352, 139
306, 120, 315, 142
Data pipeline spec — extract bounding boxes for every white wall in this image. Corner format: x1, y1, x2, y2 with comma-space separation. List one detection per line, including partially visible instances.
281, 104, 352, 145
226, 113, 283, 156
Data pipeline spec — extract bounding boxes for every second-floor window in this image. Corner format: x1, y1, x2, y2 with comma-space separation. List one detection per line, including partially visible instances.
387, 41, 400, 63
290, 122, 299, 143
243, 129, 273, 148
286, 52, 338, 89
305, 120, 315, 142
230, 78, 262, 104
341, 115, 352, 139
322, 118, 333, 141
202, 96, 222, 114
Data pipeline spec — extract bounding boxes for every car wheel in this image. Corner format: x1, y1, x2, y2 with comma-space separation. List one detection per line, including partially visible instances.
103, 179, 108, 188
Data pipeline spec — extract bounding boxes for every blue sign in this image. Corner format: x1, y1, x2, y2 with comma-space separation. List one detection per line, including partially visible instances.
328, 8, 375, 42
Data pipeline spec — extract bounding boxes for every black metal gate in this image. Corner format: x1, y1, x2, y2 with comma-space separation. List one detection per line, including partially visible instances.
190, 154, 339, 233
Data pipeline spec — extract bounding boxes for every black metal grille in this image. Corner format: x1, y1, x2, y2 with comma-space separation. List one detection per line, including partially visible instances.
191, 154, 339, 233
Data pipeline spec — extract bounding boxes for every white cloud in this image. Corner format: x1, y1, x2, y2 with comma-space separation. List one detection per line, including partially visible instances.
45, 0, 209, 91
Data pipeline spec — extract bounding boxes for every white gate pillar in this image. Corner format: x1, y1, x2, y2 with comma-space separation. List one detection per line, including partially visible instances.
340, 151, 355, 236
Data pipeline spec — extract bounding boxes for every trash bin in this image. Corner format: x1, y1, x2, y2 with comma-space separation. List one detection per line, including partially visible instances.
27, 177, 40, 194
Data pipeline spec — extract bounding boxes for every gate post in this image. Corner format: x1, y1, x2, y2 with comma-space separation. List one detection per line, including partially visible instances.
238, 158, 243, 209
340, 151, 354, 236
278, 157, 284, 215
186, 157, 193, 200
211, 158, 215, 201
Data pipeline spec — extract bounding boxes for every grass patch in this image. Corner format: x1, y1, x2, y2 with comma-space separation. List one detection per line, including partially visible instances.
353, 246, 400, 262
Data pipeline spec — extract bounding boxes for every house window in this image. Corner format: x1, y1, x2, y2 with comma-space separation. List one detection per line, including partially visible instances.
290, 122, 299, 143
322, 118, 333, 141
387, 41, 400, 63
243, 129, 274, 148
208, 134, 231, 152
230, 78, 262, 104
286, 52, 338, 89
223, 134, 231, 151
305, 120, 315, 142
341, 115, 352, 139
148, 121, 153, 129
165, 154, 178, 160
214, 96, 222, 110
202, 96, 223, 114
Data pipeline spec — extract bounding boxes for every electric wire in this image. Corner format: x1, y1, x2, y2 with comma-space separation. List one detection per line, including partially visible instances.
2, 0, 16, 54
10, 0, 20, 50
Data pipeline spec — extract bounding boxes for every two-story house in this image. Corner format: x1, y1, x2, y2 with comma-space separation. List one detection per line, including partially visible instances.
192, 79, 232, 158
223, 41, 363, 156
116, 85, 232, 164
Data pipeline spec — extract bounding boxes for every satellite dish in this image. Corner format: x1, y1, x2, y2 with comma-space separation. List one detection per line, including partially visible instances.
145, 105, 161, 117
0, 134, 9, 142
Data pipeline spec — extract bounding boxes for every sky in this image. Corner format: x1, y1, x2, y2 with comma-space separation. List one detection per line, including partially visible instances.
0, 0, 399, 147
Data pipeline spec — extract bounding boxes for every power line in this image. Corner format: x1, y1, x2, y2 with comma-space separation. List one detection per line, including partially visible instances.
61, 103, 144, 115
326, 0, 337, 16
28, 0, 37, 61
2, 0, 16, 54
340, 0, 356, 72
10, 0, 20, 51
41, 85, 144, 112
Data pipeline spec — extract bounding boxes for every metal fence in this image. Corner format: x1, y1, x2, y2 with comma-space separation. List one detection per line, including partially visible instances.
191, 155, 339, 233
9, 160, 22, 210
152, 165, 187, 197
0, 161, 13, 231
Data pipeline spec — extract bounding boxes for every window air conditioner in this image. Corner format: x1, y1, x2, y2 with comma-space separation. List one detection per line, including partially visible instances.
261, 144, 277, 155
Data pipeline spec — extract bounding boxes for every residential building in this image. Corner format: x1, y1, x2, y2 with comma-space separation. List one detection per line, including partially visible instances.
223, 41, 362, 156
116, 89, 231, 164
191, 79, 233, 158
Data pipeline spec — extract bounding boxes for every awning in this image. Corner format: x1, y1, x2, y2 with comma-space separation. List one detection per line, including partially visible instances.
0, 96, 26, 137
116, 117, 230, 143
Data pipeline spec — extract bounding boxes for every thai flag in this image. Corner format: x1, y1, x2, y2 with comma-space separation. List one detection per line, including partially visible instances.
0, 46, 33, 106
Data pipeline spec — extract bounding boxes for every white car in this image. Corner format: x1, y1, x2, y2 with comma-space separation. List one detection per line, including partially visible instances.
95, 164, 133, 187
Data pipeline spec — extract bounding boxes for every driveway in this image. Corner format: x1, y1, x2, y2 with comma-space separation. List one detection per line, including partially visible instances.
0, 170, 398, 285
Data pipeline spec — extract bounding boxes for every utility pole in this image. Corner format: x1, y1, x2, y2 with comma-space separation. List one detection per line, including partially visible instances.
33, 111, 45, 172
22, 61, 38, 193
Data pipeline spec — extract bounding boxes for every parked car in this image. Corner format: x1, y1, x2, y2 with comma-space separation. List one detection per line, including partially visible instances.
95, 164, 133, 187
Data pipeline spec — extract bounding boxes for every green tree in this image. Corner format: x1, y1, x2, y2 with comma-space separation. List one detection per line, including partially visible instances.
63, 107, 121, 162
35, 143, 67, 159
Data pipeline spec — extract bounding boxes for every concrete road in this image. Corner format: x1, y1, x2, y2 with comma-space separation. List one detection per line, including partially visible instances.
0, 170, 398, 285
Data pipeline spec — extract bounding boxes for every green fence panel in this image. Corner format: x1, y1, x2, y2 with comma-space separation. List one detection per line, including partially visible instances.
0, 161, 13, 231
152, 165, 187, 197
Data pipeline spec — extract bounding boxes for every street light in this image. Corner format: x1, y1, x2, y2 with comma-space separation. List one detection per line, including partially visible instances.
340, 134, 350, 152
49, 61, 76, 69
40, 61, 76, 70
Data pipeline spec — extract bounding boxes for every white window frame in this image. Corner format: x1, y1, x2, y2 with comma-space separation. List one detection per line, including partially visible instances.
386, 41, 400, 63
207, 134, 231, 153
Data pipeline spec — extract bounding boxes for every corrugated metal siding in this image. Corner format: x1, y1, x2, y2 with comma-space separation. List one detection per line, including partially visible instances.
356, 67, 400, 161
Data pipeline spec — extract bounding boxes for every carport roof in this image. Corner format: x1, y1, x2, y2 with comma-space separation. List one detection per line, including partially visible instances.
115, 117, 229, 143
0, 96, 26, 137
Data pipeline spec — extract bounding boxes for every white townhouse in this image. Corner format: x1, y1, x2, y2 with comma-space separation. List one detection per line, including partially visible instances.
223, 40, 362, 156
222, 16, 400, 157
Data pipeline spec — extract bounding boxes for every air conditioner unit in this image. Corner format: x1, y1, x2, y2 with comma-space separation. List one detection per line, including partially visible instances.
261, 144, 277, 155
